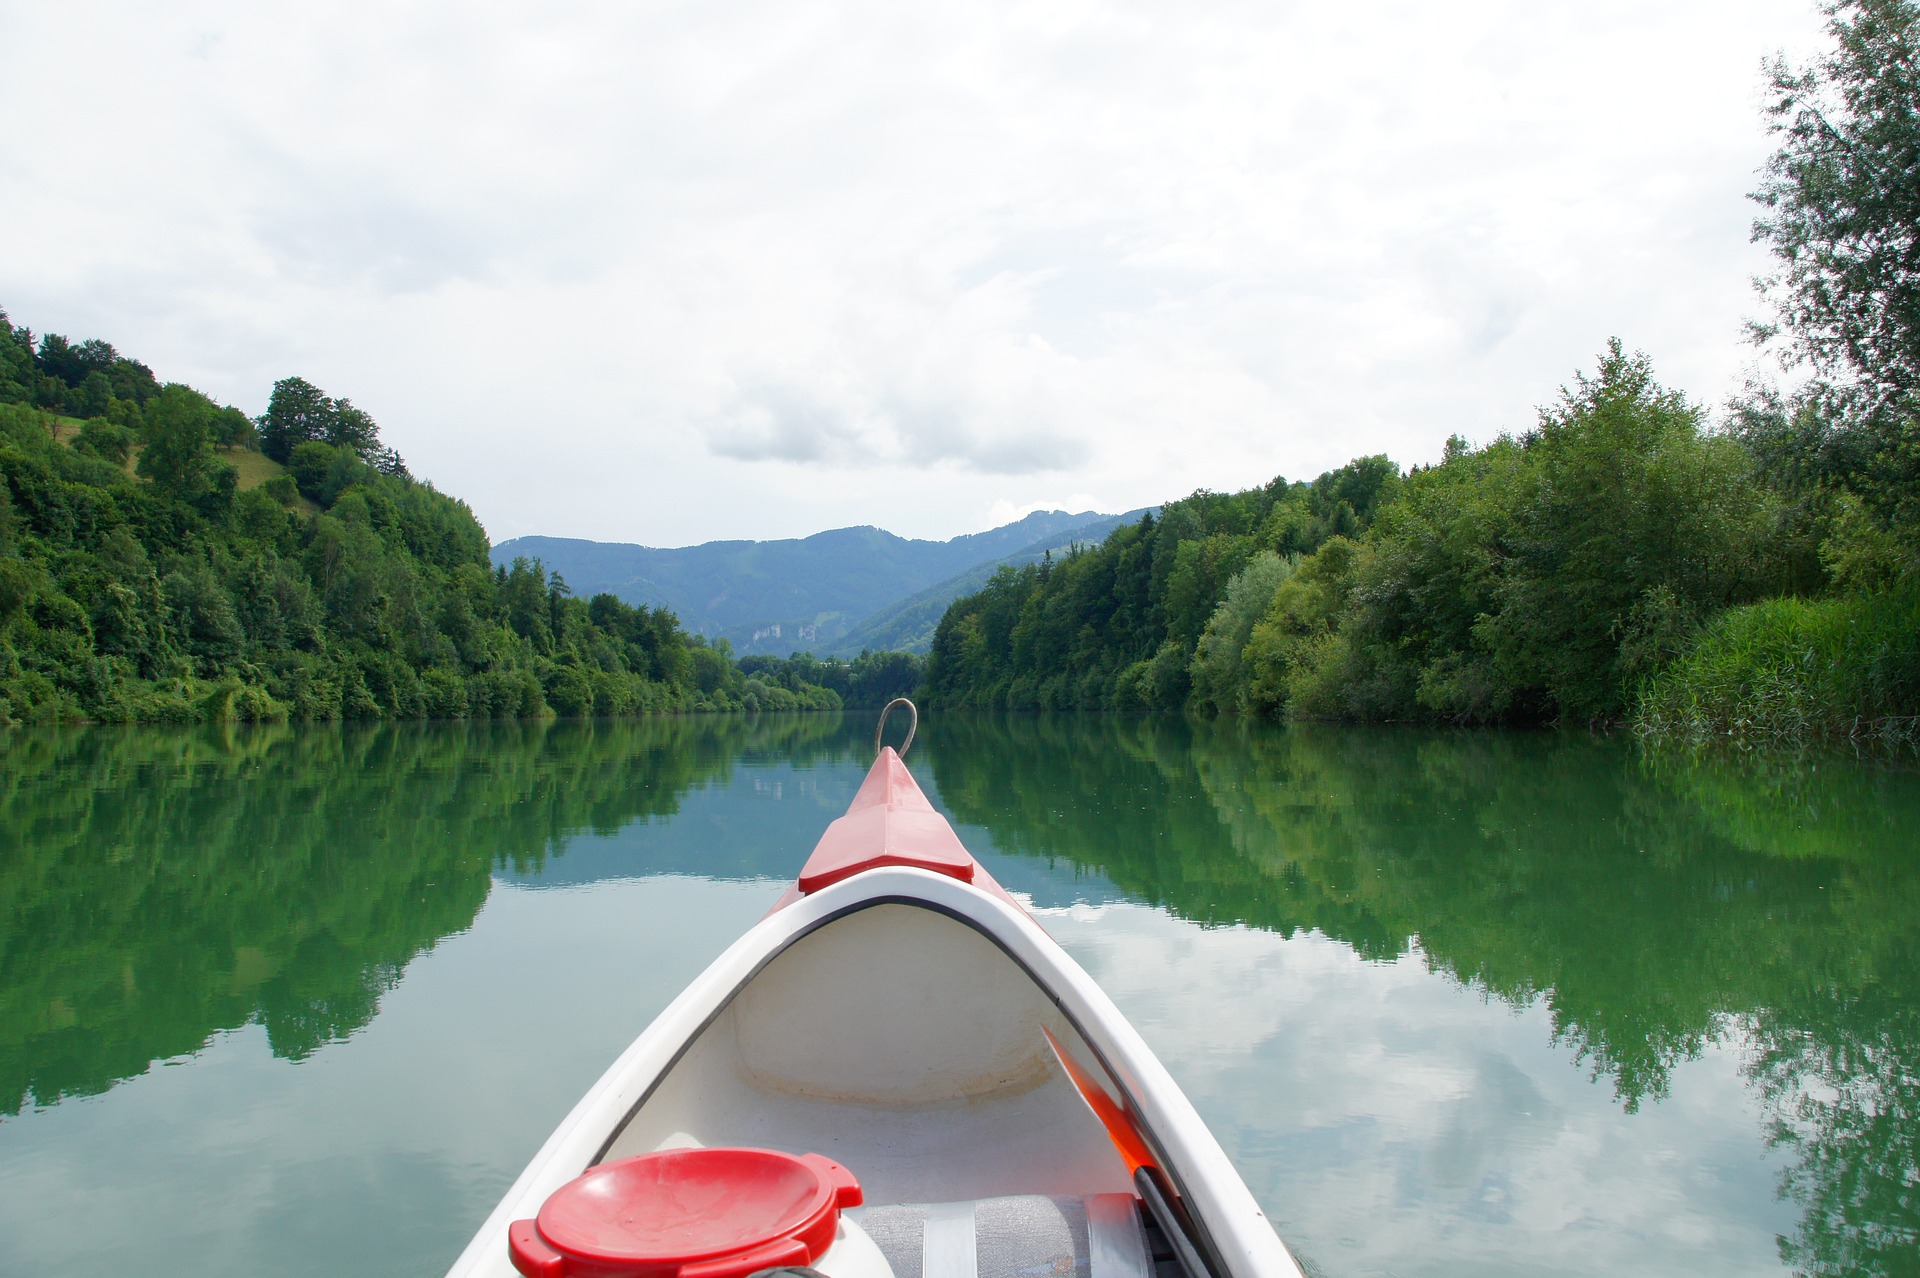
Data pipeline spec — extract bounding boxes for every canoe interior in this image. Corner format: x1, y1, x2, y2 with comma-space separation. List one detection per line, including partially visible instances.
602, 901, 1138, 1207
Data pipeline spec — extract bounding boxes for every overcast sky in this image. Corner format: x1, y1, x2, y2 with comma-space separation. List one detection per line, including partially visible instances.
1, 0, 1831, 547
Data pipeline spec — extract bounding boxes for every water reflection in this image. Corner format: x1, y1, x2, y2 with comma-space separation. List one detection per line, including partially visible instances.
3, 714, 1916, 1276
0, 715, 846, 1114
925, 715, 1920, 1278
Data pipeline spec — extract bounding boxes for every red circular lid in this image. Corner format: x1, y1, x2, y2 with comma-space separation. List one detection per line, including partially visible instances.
509, 1148, 863, 1278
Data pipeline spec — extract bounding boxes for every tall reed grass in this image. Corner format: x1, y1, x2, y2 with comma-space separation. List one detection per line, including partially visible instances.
1634, 584, 1920, 747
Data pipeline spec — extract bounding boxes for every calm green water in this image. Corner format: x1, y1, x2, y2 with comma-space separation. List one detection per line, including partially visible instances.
1, 715, 1915, 1278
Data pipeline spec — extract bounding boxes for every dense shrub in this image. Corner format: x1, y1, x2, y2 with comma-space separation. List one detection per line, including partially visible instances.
1636, 584, 1920, 745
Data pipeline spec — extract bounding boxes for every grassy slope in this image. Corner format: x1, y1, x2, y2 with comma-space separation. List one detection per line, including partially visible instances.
47, 414, 320, 515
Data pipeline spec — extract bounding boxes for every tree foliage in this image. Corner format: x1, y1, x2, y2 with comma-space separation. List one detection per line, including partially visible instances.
928, 346, 1801, 728
0, 310, 160, 420
912, 5, 1920, 741
259, 374, 399, 474
738, 649, 926, 710
923, 457, 1400, 710
1745, 1, 1920, 550
1640, 0, 1920, 741
1754, 0, 1920, 414
0, 304, 858, 724
1336, 344, 1783, 724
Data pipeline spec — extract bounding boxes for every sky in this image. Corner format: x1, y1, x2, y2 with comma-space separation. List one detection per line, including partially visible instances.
0, 0, 1832, 548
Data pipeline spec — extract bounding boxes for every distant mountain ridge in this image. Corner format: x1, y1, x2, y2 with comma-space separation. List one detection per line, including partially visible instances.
823, 509, 1150, 656
491, 508, 1138, 656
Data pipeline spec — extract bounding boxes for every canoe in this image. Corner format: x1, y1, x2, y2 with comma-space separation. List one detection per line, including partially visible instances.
448, 704, 1305, 1278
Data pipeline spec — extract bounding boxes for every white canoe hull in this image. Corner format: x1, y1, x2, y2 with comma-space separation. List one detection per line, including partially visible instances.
450, 867, 1303, 1278
455, 725, 1305, 1274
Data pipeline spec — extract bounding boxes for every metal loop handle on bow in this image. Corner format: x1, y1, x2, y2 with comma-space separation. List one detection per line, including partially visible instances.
875, 697, 918, 759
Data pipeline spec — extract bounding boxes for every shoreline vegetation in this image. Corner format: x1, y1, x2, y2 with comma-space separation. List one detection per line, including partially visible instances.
8, 302, 1907, 747
5, 2, 1916, 748
921, 345, 1919, 750
1, 326, 1912, 745
925, 0, 1920, 750
0, 320, 919, 727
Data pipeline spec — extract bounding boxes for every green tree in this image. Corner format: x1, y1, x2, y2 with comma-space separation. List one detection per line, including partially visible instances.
1277, 347, 1782, 725
163, 563, 245, 668
1189, 551, 1294, 712
136, 385, 227, 506
259, 376, 334, 463
0, 301, 867, 724
0, 310, 34, 404
33, 334, 108, 387
1481, 343, 1776, 719
326, 399, 380, 455
73, 418, 133, 465
926, 462, 1399, 712
1755, 0, 1920, 414
1751, 0, 1920, 535
1242, 536, 1368, 717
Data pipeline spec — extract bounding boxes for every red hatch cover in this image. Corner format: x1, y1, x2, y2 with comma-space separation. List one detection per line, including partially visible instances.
508, 1147, 862, 1278
796, 747, 976, 894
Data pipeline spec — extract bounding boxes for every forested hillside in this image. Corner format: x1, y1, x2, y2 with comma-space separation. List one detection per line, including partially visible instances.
820, 509, 1144, 657
925, 338, 1916, 739
926, 1, 1920, 744
923, 456, 1399, 710
0, 307, 860, 724
492, 508, 1120, 657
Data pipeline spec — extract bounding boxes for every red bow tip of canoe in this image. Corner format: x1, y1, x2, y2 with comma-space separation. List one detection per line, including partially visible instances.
767, 748, 1018, 913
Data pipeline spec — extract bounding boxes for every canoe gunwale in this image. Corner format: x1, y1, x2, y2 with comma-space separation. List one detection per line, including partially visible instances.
596, 892, 1149, 1162
446, 868, 1302, 1278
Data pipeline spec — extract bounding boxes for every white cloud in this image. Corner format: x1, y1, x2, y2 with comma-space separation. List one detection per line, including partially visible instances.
0, 0, 1832, 544
1042, 905, 1794, 1278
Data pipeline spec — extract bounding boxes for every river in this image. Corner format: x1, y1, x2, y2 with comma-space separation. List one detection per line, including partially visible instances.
1, 714, 1914, 1277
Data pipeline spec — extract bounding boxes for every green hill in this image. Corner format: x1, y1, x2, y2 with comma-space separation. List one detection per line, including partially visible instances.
820, 509, 1146, 656
0, 304, 843, 723
491, 508, 1123, 656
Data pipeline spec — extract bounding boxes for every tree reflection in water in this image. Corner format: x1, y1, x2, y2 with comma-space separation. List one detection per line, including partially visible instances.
0, 714, 845, 1115
4, 712, 1913, 1276
926, 715, 1920, 1278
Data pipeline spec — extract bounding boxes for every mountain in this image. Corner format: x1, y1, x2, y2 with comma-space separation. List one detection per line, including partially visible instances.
491, 509, 1124, 656
820, 509, 1149, 656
